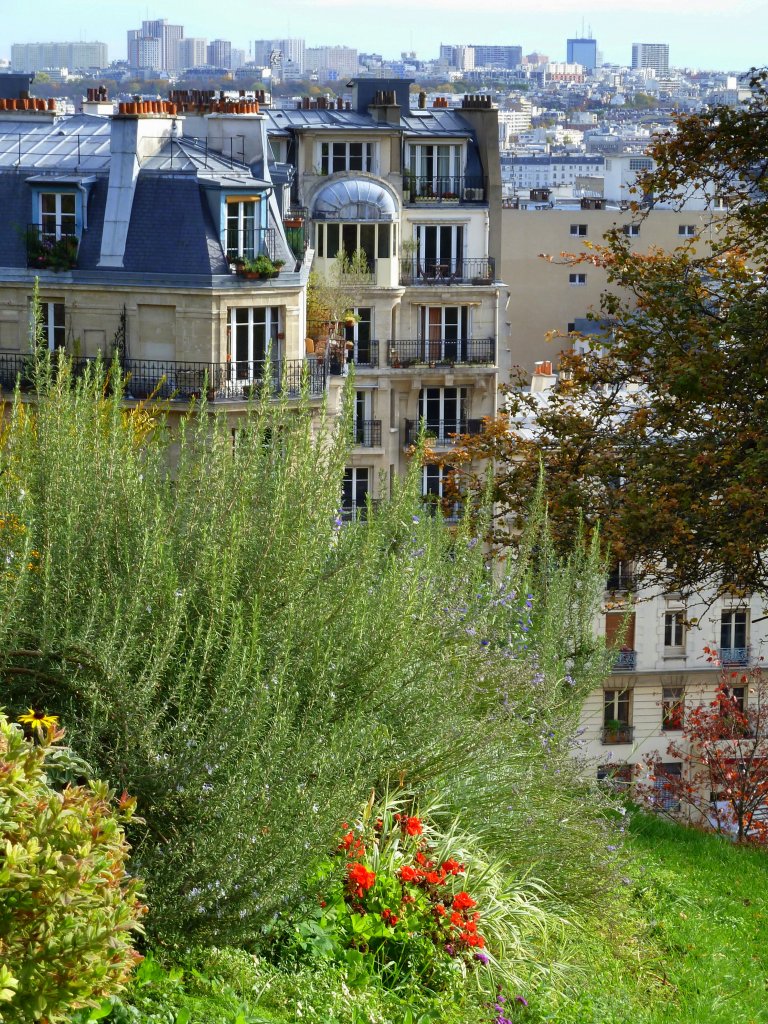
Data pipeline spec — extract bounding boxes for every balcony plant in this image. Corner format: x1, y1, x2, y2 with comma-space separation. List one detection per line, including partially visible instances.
236, 254, 281, 279
603, 718, 631, 742
26, 227, 78, 272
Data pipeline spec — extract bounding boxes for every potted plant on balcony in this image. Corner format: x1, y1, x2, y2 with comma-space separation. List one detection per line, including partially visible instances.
603, 719, 630, 743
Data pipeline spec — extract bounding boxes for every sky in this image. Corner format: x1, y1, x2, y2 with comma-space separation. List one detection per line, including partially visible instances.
2, 0, 767, 72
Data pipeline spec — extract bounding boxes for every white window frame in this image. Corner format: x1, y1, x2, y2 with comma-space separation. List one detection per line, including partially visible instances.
570, 223, 588, 236
228, 306, 281, 381
39, 192, 77, 242
623, 224, 640, 236
664, 610, 685, 651
342, 466, 371, 520
226, 198, 260, 259
678, 224, 696, 237
320, 140, 375, 175
569, 272, 587, 286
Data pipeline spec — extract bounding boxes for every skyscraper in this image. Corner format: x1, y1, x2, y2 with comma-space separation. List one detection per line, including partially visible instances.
631, 43, 669, 75
566, 38, 597, 71
127, 19, 184, 72
207, 39, 233, 68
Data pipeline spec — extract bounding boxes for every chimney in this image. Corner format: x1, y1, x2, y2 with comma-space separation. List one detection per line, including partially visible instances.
530, 361, 557, 392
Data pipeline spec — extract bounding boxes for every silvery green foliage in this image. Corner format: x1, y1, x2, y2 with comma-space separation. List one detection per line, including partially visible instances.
0, 358, 614, 944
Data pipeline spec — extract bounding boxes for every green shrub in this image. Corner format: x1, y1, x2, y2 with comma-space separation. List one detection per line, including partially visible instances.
0, 711, 145, 1023
0, 360, 615, 946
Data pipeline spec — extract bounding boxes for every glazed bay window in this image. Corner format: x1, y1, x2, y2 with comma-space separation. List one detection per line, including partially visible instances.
316, 222, 392, 269
228, 306, 280, 380
320, 141, 374, 174
225, 197, 260, 259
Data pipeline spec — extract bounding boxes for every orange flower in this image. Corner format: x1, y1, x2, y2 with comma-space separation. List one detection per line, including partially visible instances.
452, 891, 476, 911
347, 862, 376, 892
399, 864, 419, 883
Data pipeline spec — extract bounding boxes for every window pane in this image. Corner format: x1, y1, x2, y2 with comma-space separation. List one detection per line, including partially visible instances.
327, 223, 340, 258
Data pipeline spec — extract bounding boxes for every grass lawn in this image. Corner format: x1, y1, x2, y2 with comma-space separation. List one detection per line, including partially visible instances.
524, 812, 768, 1024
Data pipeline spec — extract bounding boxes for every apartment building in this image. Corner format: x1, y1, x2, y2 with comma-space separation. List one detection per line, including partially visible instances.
500, 194, 725, 372
0, 88, 316, 427
260, 80, 503, 518
10, 42, 108, 73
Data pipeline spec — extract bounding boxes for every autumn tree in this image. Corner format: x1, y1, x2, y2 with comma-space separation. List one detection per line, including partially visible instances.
447, 68, 768, 599
635, 652, 768, 844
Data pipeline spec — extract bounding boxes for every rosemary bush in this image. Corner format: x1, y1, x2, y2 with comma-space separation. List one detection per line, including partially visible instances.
0, 359, 613, 946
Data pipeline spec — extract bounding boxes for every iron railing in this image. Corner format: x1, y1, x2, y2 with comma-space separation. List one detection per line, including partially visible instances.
719, 647, 750, 666
403, 176, 487, 202
26, 224, 79, 271
223, 226, 278, 262
606, 570, 636, 591
404, 418, 484, 447
600, 724, 635, 745
0, 352, 326, 400
613, 650, 638, 671
399, 257, 495, 286
388, 338, 495, 368
352, 420, 382, 447
283, 207, 307, 258
348, 339, 379, 368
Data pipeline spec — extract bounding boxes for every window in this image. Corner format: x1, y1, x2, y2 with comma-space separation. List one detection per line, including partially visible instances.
227, 306, 281, 380
622, 224, 640, 236
569, 272, 586, 286
407, 143, 462, 195
343, 308, 375, 365
570, 224, 587, 236
320, 141, 374, 174
414, 224, 464, 279
597, 763, 633, 791
226, 197, 260, 258
662, 687, 684, 730
417, 305, 470, 362
653, 763, 682, 810
34, 300, 65, 351
678, 224, 696, 237
342, 467, 370, 520
629, 158, 653, 171
422, 464, 459, 519
315, 222, 391, 267
39, 192, 76, 242
352, 390, 377, 446
603, 689, 633, 742
418, 387, 467, 443
722, 685, 746, 715
664, 611, 685, 650
720, 609, 748, 662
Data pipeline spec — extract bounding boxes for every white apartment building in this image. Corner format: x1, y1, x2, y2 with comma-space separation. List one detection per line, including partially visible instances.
177, 38, 208, 71
631, 43, 670, 76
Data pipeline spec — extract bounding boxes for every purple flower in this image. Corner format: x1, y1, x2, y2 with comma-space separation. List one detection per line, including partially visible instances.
474, 951, 490, 964
444, 942, 455, 956
515, 995, 529, 1006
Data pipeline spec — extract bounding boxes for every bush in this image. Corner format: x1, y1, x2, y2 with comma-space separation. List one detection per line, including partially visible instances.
0, 711, 145, 1023
0, 360, 615, 946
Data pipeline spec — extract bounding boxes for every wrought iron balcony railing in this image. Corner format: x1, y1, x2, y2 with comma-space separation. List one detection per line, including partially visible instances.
0, 353, 326, 401
719, 647, 750, 666
399, 257, 495, 286
348, 339, 379, 368
387, 338, 495, 368
600, 724, 635, 745
404, 418, 484, 447
606, 570, 636, 592
402, 176, 487, 203
223, 226, 278, 263
26, 224, 79, 271
613, 649, 637, 671
352, 419, 382, 447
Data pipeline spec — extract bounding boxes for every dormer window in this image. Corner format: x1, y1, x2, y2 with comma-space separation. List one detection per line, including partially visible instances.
320, 141, 374, 174
226, 197, 260, 259
40, 192, 76, 242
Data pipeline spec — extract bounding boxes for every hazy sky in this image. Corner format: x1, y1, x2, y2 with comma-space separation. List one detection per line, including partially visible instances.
2, 0, 767, 72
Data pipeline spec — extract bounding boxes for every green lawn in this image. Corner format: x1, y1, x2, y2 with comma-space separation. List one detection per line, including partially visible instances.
525, 812, 768, 1024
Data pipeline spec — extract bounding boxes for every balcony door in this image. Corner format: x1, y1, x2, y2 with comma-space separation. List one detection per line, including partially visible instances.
418, 305, 469, 363
228, 306, 280, 382
415, 225, 463, 279
418, 387, 466, 442
40, 192, 76, 242
226, 198, 259, 259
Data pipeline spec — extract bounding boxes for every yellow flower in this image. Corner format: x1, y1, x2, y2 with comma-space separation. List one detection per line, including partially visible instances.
18, 708, 59, 734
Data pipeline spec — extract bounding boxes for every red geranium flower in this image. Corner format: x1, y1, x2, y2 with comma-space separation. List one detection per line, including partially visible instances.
452, 891, 477, 911
399, 864, 419, 883
441, 858, 464, 875
347, 862, 376, 892
404, 816, 423, 836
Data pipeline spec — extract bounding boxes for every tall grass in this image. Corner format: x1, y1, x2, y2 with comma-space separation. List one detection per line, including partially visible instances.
0, 358, 615, 946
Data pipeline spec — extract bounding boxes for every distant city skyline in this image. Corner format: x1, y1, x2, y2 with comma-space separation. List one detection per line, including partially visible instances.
1, 0, 766, 73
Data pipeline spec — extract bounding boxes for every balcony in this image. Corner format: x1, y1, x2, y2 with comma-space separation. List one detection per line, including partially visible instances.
282, 208, 307, 258
613, 649, 637, 671
26, 225, 79, 271
224, 226, 278, 267
606, 570, 636, 592
348, 340, 379, 369
0, 353, 326, 401
719, 647, 750, 667
387, 338, 495, 369
352, 420, 382, 447
600, 724, 635, 745
399, 257, 495, 286
403, 176, 487, 204
404, 418, 484, 447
